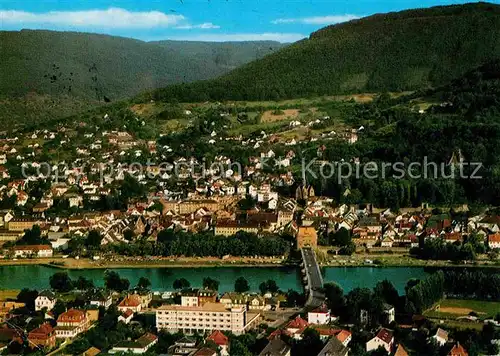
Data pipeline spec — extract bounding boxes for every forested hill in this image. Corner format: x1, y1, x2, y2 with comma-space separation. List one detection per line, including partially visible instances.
150, 40, 284, 71
146, 2, 500, 102
0, 30, 283, 99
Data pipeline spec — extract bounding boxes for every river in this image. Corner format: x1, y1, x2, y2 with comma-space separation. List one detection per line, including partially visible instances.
0, 265, 429, 294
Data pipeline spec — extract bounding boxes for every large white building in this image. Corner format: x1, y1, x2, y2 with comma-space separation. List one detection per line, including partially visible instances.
35, 291, 57, 311
156, 302, 260, 335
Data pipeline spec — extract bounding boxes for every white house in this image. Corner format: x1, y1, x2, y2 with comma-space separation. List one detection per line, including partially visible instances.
89, 290, 113, 309
308, 304, 331, 325
35, 291, 57, 311
366, 328, 394, 353
13, 245, 53, 258
432, 328, 449, 346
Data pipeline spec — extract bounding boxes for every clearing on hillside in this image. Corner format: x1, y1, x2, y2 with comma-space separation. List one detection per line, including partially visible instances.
261, 109, 300, 123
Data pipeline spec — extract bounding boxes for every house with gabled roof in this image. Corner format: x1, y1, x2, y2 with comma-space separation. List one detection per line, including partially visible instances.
448, 342, 468, 356
206, 330, 229, 356
110, 332, 158, 354
366, 328, 394, 353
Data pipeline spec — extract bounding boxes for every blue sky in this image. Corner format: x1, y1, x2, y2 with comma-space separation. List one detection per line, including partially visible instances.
0, 0, 498, 42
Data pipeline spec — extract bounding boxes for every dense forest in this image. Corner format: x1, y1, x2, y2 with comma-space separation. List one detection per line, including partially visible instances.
299, 61, 500, 207
0, 30, 282, 123
146, 2, 500, 103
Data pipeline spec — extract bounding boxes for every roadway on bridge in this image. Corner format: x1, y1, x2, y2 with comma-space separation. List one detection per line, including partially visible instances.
302, 247, 325, 308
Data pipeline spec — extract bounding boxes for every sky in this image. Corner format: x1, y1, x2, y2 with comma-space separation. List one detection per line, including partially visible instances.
0, 0, 498, 43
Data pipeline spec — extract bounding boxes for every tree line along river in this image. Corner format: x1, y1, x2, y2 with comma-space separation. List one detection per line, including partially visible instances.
0, 265, 429, 294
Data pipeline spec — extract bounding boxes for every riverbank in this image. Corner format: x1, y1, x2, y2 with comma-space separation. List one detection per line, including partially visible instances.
0, 256, 287, 270
1, 254, 498, 269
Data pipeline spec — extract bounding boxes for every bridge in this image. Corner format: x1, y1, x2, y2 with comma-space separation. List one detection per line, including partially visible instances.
300, 247, 326, 308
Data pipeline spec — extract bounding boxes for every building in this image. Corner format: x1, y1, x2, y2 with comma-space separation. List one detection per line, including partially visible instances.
382, 303, 395, 324
167, 336, 199, 355
109, 333, 158, 354
206, 330, 230, 356
366, 328, 394, 353
488, 233, 500, 249
181, 289, 200, 307
0, 301, 25, 322
28, 323, 56, 349
308, 304, 331, 325
432, 328, 449, 346
296, 226, 318, 249
317, 336, 348, 356
219, 293, 247, 308
118, 309, 134, 324
215, 220, 260, 236
258, 337, 291, 356
198, 289, 218, 306
156, 302, 260, 335
35, 291, 57, 311
82, 347, 101, 356
285, 316, 309, 339
13, 245, 53, 258
55, 309, 91, 339
7, 219, 40, 232
179, 200, 218, 215
448, 342, 468, 356
88, 290, 113, 309
394, 344, 409, 356
118, 294, 142, 313
0, 230, 22, 244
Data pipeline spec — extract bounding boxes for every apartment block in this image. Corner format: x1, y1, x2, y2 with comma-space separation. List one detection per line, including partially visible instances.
156, 302, 259, 335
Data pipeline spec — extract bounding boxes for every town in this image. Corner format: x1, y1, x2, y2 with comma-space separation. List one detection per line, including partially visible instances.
0, 99, 498, 356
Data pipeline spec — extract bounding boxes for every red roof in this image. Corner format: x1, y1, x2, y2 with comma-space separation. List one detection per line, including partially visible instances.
28, 323, 54, 339
311, 304, 329, 314
207, 330, 229, 346
268, 328, 290, 340
336, 330, 352, 343
122, 309, 134, 318
14, 245, 52, 251
194, 347, 217, 356
286, 316, 309, 330
57, 308, 86, 323
119, 294, 141, 307
489, 233, 500, 243
376, 328, 394, 344
448, 343, 468, 356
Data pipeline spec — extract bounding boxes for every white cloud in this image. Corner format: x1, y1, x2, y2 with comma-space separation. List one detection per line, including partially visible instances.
163, 33, 306, 43
272, 14, 360, 25
175, 22, 221, 30
0, 8, 212, 29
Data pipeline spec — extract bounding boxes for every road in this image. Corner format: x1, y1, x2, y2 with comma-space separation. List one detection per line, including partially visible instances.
301, 247, 325, 308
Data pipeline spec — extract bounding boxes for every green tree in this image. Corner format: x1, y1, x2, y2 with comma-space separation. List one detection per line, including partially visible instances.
86, 230, 103, 248
374, 279, 399, 307
324, 283, 345, 317
259, 280, 279, 294
104, 271, 130, 292
137, 277, 152, 290
202, 277, 220, 291
49, 272, 73, 292
17, 289, 38, 310
74, 276, 94, 291
332, 228, 352, 247
234, 277, 250, 293
173, 278, 191, 290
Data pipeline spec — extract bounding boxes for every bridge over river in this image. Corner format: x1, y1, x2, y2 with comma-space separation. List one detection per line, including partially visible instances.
300, 247, 326, 308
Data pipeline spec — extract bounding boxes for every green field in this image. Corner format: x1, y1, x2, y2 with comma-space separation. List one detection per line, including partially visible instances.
423, 298, 500, 330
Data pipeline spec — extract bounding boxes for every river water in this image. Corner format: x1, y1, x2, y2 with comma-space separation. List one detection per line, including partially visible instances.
0, 265, 428, 294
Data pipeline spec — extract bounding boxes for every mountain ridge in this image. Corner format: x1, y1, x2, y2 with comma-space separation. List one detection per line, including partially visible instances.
146, 2, 500, 103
